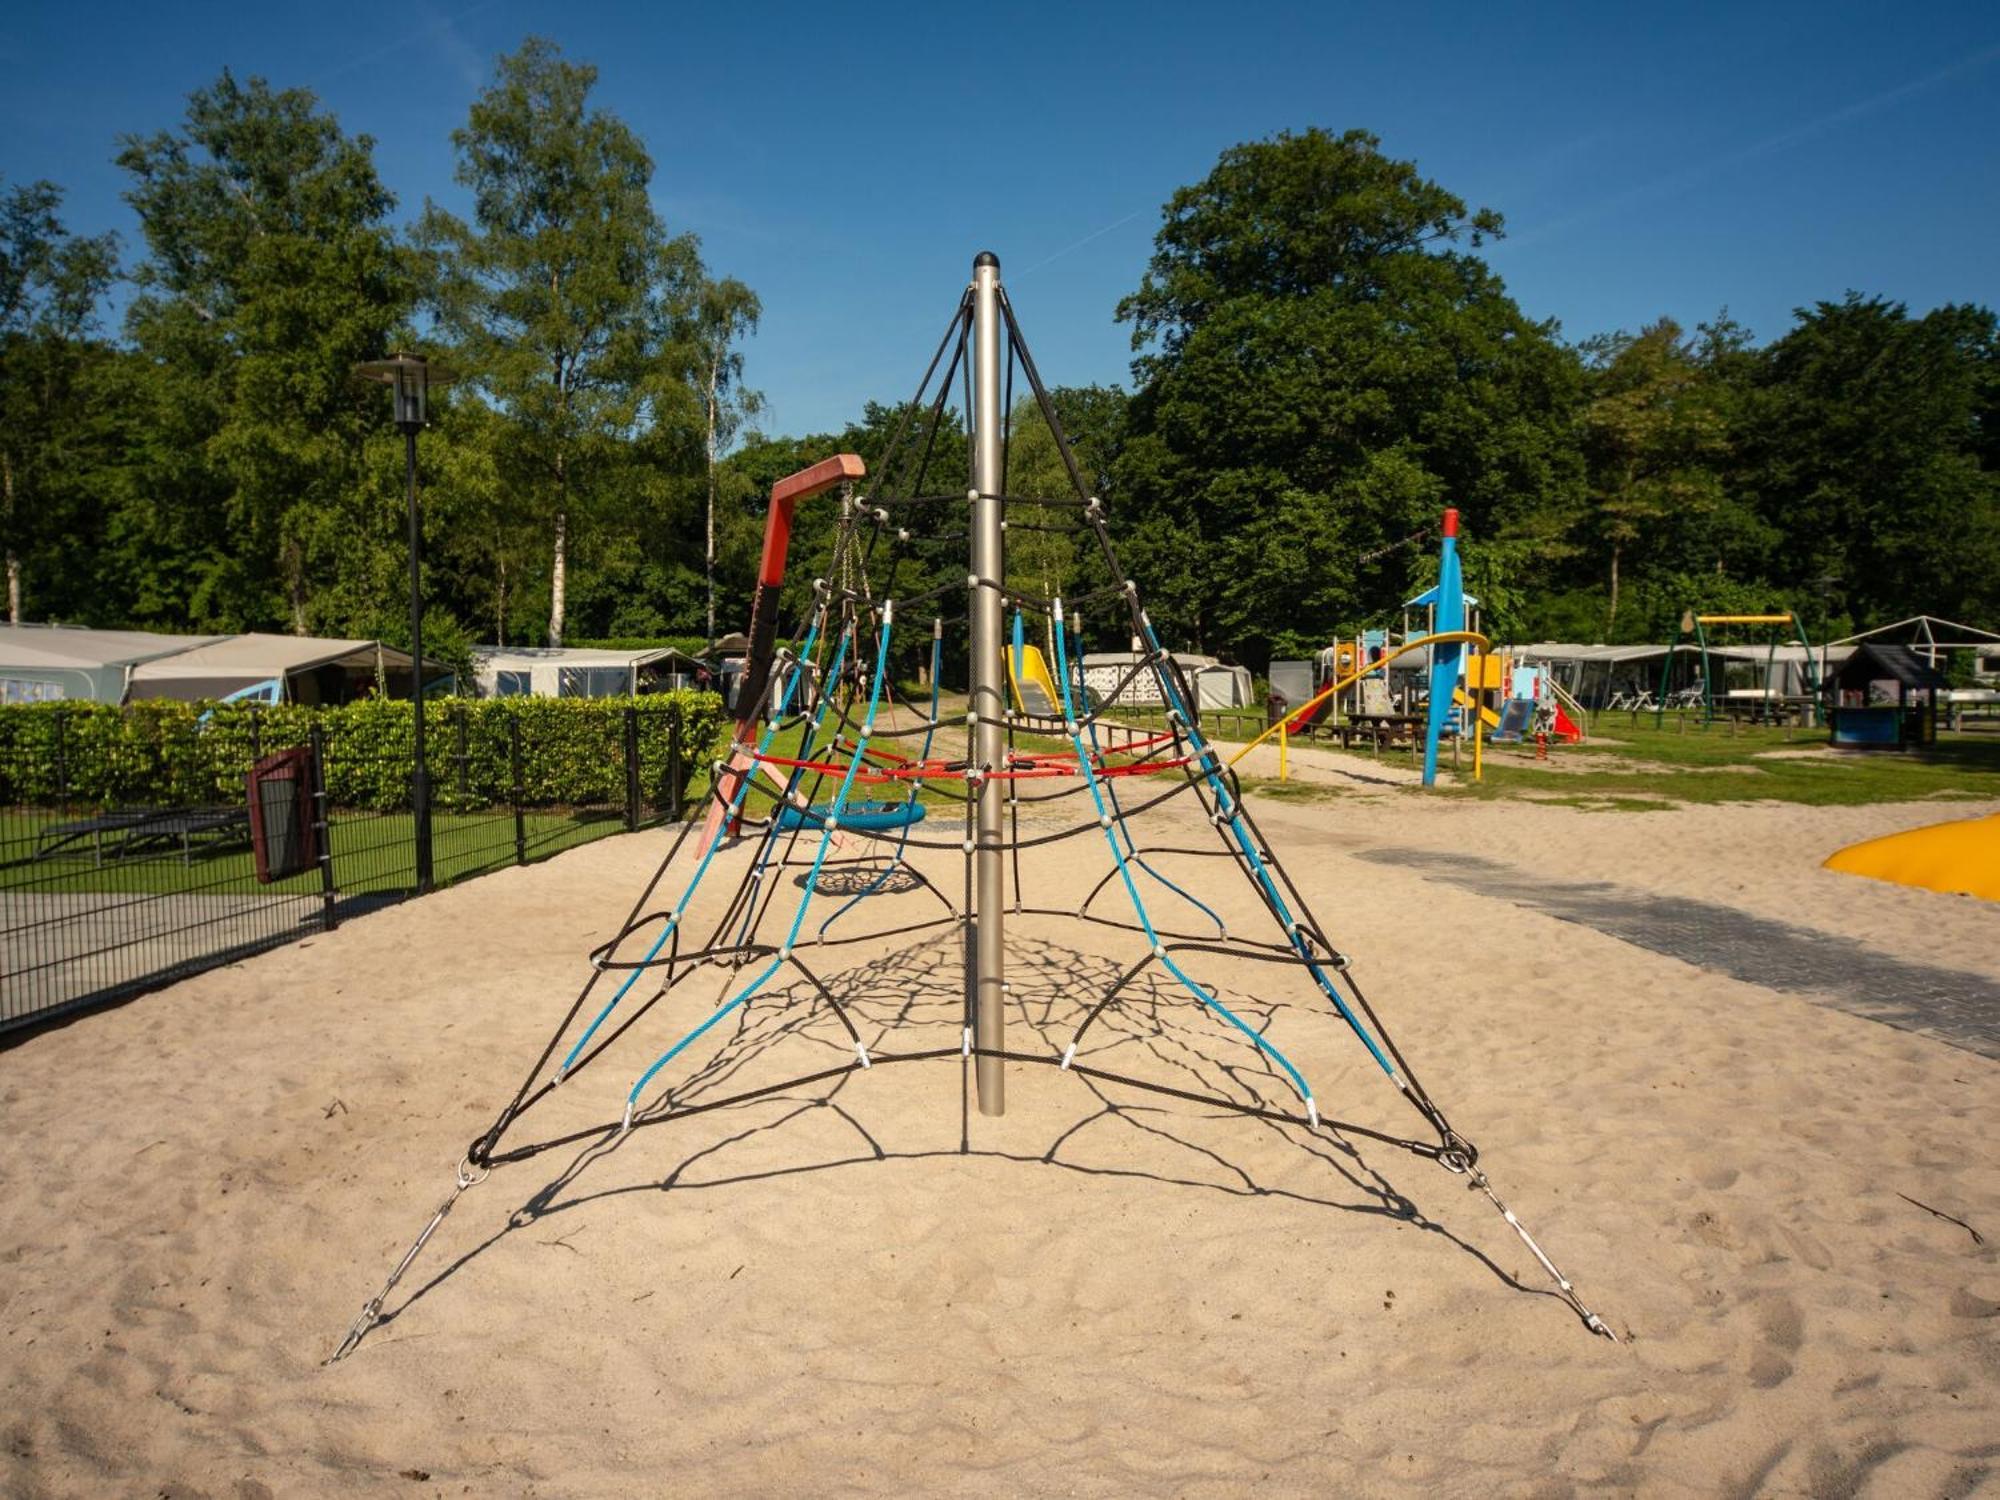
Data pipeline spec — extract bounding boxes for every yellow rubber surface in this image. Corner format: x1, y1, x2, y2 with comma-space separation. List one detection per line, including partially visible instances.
1823, 812, 2000, 902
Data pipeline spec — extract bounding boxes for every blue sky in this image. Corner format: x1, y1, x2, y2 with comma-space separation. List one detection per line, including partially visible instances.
5, 1, 1996, 437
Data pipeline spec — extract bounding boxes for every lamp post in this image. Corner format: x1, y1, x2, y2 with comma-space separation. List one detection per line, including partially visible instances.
355, 353, 455, 893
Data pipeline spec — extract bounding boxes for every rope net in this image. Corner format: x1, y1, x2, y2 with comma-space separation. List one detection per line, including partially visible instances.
329, 272, 1613, 1361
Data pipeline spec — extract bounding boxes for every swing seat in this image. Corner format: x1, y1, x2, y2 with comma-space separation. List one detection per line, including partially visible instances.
778, 799, 927, 832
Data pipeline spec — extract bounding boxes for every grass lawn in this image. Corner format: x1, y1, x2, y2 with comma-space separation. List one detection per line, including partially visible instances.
0, 804, 656, 898
1106, 704, 2000, 808
1446, 720, 2000, 807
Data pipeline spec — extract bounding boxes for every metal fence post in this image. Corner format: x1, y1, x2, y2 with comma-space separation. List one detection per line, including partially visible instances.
412, 695, 433, 895
667, 701, 684, 822
623, 706, 641, 831
54, 709, 69, 807
510, 712, 526, 866
309, 720, 338, 931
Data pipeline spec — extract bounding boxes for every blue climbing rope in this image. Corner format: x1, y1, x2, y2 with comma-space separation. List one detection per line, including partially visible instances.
1052, 601, 1318, 1115
557, 611, 846, 1078
624, 603, 898, 1114
1135, 614, 1398, 1079
817, 619, 944, 936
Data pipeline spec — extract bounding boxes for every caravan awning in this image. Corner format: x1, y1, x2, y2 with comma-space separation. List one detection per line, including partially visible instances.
130, 634, 413, 703
471, 644, 703, 699
0, 624, 225, 703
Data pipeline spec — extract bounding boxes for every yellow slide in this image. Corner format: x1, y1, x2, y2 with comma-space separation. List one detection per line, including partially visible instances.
1452, 687, 1500, 730
1008, 642, 1064, 718
1824, 812, 2000, 902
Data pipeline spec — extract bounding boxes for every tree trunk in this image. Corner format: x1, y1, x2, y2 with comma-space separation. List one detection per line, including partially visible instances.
495, 553, 509, 648
1606, 541, 1622, 633
287, 544, 308, 635
705, 357, 720, 643
3, 452, 18, 624
548, 508, 568, 647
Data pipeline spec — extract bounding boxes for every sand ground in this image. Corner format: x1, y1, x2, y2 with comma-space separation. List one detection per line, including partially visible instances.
3, 787, 1997, 1498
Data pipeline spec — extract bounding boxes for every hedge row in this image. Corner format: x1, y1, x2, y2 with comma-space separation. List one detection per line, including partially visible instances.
0, 693, 728, 814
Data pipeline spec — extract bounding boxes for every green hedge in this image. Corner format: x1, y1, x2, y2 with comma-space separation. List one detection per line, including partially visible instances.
0, 693, 727, 814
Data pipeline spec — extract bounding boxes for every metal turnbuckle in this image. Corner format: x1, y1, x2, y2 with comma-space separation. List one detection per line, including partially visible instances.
1463, 1163, 1617, 1342
327, 1156, 488, 1363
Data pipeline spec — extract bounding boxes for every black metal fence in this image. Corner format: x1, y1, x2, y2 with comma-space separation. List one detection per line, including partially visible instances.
1, 701, 707, 1036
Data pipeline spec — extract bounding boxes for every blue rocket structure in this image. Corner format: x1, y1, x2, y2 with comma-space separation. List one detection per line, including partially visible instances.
1405, 507, 1466, 788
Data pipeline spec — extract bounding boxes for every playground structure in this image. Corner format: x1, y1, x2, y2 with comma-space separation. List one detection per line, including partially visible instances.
1239, 513, 1582, 787
1006, 614, 1066, 717
1824, 643, 1949, 749
1655, 610, 1818, 728
330, 253, 1611, 1360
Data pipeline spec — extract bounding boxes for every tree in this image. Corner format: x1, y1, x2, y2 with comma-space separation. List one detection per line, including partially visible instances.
1113, 128, 1581, 666
1002, 385, 1127, 652
1576, 318, 1733, 634
421, 37, 705, 647
0, 179, 119, 622
118, 71, 409, 632
1739, 294, 1999, 631
692, 277, 762, 641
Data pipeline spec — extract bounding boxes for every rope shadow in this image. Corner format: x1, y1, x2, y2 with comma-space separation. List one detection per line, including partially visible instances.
367, 932, 1549, 1343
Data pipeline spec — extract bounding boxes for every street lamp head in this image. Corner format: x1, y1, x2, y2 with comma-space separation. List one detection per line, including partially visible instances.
354, 352, 457, 431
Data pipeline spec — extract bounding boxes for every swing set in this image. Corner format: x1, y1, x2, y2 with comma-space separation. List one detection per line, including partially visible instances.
1654, 610, 1818, 727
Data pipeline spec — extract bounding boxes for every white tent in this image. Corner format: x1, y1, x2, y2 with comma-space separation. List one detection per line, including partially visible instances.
128, 634, 415, 704
1509, 642, 1682, 706
1704, 642, 1854, 699
471, 645, 703, 700
0, 624, 225, 704
1831, 616, 2000, 677
1082, 651, 1222, 709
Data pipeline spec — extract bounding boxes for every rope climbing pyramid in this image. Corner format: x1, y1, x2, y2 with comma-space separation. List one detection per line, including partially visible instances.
331, 253, 1612, 1360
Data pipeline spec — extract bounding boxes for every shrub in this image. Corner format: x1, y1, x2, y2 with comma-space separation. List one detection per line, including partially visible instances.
0, 693, 727, 814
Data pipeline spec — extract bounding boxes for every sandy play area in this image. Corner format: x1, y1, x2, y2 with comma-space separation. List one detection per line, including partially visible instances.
3, 788, 1998, 1497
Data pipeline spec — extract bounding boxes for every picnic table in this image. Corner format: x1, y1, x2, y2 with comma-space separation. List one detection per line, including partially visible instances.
1337, 712, 1423, 751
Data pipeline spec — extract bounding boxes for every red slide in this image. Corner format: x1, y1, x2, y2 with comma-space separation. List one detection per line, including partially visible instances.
700, 453, 867, 854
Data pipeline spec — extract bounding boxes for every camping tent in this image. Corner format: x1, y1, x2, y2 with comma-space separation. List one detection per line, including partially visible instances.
1830, 616, 2000, 678
471, 645, 704, 700
127, 634, 415, 705
1082, 652, 1221, 709
0, 624, 225, 704
1511, 643, 1680, 707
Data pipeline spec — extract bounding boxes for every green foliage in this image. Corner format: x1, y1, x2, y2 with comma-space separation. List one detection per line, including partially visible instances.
1111, 127, 1583, 667
0, 692, 725, 813
115, 71, 411, 634
694, 276, 764, 640
1738, 295, 1999, 630
567, 634, 714, 655
0, 178, 120, 623
2, 88, 1994, 683
419, 37, 707, 648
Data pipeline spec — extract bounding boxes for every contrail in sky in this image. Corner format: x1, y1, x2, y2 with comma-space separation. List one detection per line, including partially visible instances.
1016, 207, 1150, 277
1505, 42, 2000, 252
322, 0, 500, 84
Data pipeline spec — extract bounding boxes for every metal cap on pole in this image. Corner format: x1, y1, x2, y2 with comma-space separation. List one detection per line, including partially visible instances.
970, 252, 1006, 1115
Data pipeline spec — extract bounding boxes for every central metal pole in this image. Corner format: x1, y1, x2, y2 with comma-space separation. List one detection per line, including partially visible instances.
970, 251, 1006, 1115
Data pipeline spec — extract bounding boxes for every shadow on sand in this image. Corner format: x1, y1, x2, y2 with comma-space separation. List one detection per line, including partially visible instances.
365, 931, 1558, 1346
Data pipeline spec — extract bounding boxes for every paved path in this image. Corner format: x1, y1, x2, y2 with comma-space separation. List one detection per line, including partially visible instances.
1356, 847, 2000, 1060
